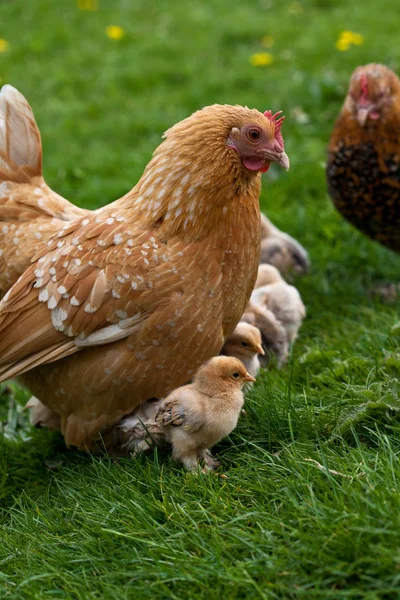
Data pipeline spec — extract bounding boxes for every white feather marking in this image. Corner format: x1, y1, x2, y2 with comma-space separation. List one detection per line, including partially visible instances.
84, 303, 97, 314
38, 289, 49, 302
70, 296, 80, 306
74, 319, 142, 347
48, 295, 57, 310
51, 307, 68, 331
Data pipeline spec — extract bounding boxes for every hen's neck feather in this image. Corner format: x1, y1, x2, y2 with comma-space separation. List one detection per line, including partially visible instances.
102, 105, 264, 242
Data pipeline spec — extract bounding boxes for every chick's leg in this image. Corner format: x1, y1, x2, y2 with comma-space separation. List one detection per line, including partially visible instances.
200, 449, 221, 471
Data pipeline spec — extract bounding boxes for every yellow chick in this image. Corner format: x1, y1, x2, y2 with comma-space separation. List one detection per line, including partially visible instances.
251, 264, 306, 344
260, 213, 310, 277
155, 356, 254, 471
221, 322, 265, 378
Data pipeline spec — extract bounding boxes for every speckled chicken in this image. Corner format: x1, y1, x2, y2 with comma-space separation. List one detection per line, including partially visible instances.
327, 64, 400, 252
0, 85, 289, 450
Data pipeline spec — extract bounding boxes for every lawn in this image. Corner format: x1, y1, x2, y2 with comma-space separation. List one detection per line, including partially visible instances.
1, 0, 400, 598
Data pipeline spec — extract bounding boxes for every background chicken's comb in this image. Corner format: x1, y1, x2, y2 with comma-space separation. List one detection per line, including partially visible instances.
264, 110, 285, 150
360, 73, 369, 104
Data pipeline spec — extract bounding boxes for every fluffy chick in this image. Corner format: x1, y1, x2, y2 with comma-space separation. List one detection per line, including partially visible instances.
251, 264, 306, 344
155, 356, 254, 471
260, 213, 310, 278
221, 322, 264, 378
241, 302, 288, 367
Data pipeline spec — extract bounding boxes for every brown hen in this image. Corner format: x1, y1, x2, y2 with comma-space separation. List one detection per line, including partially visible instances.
0, 86, 289, 449
327, 64, 400, 252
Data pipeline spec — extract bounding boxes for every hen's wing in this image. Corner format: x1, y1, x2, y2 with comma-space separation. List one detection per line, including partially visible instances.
0, 213, 193, 381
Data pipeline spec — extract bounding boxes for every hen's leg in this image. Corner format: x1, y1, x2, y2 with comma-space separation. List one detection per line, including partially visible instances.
260, 213, 310, 277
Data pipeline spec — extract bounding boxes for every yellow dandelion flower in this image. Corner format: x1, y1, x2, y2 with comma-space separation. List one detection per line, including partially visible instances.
0, 39, 9, 53
288, 2, 304, 15
250, 52, 274, 67
335, 31, 364, 51
106, 25, 125, 40
336, 39, 350, 51
261, 35, 274, 48
77, 0, 98, 10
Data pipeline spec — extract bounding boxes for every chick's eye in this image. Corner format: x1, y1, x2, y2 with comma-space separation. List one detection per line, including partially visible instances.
232, 372, 240, 379
248, 128, 261, 141
240, 341, 248, 347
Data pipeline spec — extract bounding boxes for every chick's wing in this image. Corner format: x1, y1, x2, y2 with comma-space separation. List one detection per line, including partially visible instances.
156, 387, 204, 432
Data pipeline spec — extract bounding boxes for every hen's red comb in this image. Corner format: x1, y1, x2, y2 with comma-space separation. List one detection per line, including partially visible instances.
264, 110, 285, 150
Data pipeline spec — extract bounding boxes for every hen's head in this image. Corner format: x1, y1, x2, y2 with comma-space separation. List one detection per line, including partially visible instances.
347, 63, 400, 126
226, 108, 289, 172
162, 104, 289, 175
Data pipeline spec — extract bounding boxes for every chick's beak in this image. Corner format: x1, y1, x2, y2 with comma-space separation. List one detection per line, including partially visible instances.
244, 372, 256, 383
262, 148, 290, 171
255, 344, 265, 355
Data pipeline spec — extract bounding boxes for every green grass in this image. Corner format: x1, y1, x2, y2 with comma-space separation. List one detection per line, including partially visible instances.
1, 0, 400, 597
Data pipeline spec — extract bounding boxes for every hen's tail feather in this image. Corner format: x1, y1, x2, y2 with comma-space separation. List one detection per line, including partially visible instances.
0, 85, 42, 184
0, 85, 89, 297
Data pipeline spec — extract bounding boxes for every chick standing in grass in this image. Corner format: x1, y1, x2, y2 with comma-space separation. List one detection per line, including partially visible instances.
221, 322, 264, 378
154, 356, 254, 471
251, 264, 306, 344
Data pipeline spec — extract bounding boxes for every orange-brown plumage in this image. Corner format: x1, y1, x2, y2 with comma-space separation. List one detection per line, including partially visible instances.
0, 87, 289, 449
327, 64, 400, 251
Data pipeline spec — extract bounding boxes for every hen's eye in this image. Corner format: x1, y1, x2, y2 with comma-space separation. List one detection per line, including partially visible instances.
240, 341, 248, 347
248, 128, 261, 141
232, 372, 240, 379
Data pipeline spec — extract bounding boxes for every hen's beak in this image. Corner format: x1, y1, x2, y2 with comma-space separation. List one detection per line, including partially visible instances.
263, 149, 290, 171
356, 106, 370, 127
255, 344, 265, 355
244, 372, 256, 383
